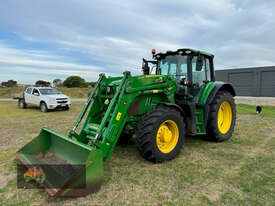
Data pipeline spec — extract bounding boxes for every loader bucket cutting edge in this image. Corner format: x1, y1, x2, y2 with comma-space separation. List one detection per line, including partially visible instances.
16, 128, 103, 197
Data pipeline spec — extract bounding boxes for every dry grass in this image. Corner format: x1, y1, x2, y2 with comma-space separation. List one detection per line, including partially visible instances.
0, 87, 92, 99
0, 102, 274, 205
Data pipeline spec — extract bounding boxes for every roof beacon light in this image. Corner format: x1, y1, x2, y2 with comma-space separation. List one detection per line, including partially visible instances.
152, 49, 156, 55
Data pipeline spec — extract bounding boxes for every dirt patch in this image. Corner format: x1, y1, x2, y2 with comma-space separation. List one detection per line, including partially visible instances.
0, 128, 16, 147
0, 173, 16, 189
236, 114, 259, 123
235, 97, 275, 106
203, 189, 221, 202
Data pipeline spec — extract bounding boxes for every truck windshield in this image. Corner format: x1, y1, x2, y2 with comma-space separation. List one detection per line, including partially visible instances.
159, 55, 187, 76
159, 55, 188, 78
39, 88, 61, 95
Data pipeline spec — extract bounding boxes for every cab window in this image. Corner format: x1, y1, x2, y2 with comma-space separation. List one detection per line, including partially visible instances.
32, 89, 39, 95
159, 55, 188, 83
159, 61, 169, 75
26, 88, 32, 94
169, 64, 177, 75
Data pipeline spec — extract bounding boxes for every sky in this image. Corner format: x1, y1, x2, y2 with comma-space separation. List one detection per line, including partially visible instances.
0, 0, 275, 84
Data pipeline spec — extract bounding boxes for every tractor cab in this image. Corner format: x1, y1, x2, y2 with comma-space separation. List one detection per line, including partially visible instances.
142, 48, 215, 102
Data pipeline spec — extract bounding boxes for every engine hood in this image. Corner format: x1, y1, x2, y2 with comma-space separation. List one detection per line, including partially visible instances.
47, 94, 69, 99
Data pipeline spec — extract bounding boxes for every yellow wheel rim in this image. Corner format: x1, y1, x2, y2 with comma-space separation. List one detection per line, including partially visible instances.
156, 120, 179, 153
217, 101, 232, 134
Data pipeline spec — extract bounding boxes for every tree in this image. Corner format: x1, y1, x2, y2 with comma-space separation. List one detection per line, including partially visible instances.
53, 79, 62, 87
1, 80, 17, 87
35, 80, 51, 87
63, 76, 87, 88
89, 81, 97, 88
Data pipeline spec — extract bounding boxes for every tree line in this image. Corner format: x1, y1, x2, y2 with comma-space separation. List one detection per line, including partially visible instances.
0, 76, 96, 88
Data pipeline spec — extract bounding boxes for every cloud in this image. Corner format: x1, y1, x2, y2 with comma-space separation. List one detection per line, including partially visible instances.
0, 0, 275, 83
0, 43, 111, 83
0, 45, 102, 71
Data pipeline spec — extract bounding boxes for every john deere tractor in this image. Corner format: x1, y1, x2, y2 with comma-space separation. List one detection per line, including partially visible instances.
17, 48, 236, 196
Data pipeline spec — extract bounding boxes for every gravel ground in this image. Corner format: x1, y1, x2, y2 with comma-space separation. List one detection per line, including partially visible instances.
235, 96, 275, 106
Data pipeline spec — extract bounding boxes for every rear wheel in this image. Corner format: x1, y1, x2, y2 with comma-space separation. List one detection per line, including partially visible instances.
40, 102, 48, 113
136, 107, 185, 163
206, 91, 236, 142
18, 99, 26, 109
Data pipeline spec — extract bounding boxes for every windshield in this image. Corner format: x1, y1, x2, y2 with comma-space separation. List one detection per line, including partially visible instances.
39, 88, 61, 95
158, 55, 188, 80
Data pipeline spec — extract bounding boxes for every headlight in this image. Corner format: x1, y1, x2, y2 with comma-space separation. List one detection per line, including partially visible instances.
107, 86, 114, 94
50, 98, 56, 103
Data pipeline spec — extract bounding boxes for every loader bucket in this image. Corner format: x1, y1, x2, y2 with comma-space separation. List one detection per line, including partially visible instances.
16, 128, 103, 197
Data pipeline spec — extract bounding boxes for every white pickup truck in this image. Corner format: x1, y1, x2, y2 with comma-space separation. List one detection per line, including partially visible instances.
18, 87, 71, 112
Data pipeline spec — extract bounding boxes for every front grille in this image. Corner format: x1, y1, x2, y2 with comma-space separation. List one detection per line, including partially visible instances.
56, 98, 67, 100
56, 98, 68, 104
57, 100, 68, 104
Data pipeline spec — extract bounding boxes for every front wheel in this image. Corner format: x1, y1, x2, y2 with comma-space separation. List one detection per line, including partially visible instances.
135, 107, 185, 163
40, 102, 48, 113
62, 105, 69, 111
206, 91, 236, 142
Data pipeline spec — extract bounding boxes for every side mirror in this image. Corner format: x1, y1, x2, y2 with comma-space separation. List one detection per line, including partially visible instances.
34, 92, 39, 96
196, 55, 204, 71
142, 58, 150, 75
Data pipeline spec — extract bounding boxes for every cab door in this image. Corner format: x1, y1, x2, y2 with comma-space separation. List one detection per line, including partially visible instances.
31, 88, 40, 106
24, 88, 33, 104
189, 55, 211, 103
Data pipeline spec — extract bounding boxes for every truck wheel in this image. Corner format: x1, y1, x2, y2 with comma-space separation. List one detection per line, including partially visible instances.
63, 105, 69, 111
136, 107, 185, 163
18, 99, 26, 109
40, 102, 48, 113
206, 91, 236, 142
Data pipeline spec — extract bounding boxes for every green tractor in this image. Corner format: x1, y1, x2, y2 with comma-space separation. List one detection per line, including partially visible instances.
17, 48, 236, 196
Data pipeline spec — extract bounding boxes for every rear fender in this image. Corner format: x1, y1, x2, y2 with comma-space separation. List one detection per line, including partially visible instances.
157, 102, 197, 135
205, 83, 236, 105
157, 102, 184, 116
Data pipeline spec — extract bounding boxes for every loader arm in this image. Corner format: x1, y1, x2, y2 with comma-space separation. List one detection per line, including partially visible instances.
70, 72, 177, 160
16, 71, 177, 197
69, 73, 105, 137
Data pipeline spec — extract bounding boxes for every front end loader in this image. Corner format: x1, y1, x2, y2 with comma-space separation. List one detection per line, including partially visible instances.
17, 48, 236, 196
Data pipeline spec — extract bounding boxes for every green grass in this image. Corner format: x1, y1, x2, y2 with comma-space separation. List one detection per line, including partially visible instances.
237, 104, 275, 117
0, 87, 92, 98
0, 103, 274, 205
